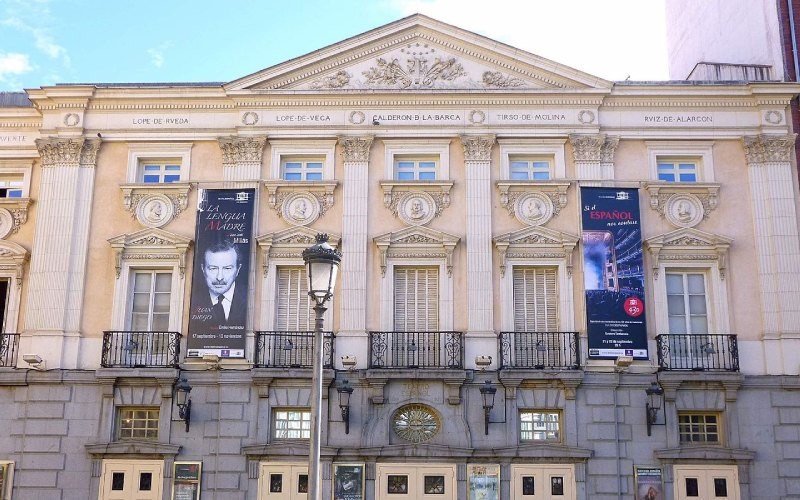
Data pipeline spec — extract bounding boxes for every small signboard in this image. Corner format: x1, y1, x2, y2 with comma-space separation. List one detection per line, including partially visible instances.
172, 461, 202, 500
634, 466, 663, 500
468, 464, 500, 500
333, 463, 364, 500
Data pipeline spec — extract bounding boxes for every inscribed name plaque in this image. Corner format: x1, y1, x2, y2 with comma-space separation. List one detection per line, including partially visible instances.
333, 464, 364, 500
468, 464, 500, 500
172, 462, 201, 500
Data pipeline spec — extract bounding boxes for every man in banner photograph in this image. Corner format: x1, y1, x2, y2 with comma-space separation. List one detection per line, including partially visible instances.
195, 239, 247, 326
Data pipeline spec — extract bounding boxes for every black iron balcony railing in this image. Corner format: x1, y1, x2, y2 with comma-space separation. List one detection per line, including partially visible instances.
656, 333, 739, 372
0, 333, 19, 367
101, 331, 181, 368
255, 331, 334, 368
369, 331, 464, 369
499, 331, 581, 370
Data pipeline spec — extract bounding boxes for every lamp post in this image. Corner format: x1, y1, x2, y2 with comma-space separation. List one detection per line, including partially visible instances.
302, 234, 341, 500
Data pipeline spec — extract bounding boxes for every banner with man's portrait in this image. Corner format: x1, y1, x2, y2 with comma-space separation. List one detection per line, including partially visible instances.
187, 188, 255, 358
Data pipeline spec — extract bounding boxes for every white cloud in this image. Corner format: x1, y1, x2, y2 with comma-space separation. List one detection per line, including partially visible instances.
1, 16, 70, 67
0, 52, 33, 80
387, 0, 669, 81
147, 41, 172, 68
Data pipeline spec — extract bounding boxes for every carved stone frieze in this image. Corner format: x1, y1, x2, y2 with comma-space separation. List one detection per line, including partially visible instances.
218, 136, 267, 166
496, 181, 569, 222
120, 183, 192, 228
264, 181, 337, 220
310, 70, 351, 89
569, 134, 604, 162
380, 181, 453, 223
644, 183, 719, 227
36, 137, 101, 167
339, 136, 374, 163
461, 135, 495, 161
257, 228, 340, 275
743, 134, 797, 164
494, 226, 579, 277
362, 48, 466, 88
481, 71, 525, 88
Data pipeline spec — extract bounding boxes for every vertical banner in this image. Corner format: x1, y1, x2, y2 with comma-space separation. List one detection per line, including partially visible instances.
634, 466, 663, 500
581, 187, 648, 359
188, 188, 255, 358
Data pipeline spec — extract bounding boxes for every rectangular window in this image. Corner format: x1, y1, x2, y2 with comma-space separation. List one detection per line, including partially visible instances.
138, 160, 181, 183
116, 407, 159, 440
520, 410, 561, 442
275, 267, 313, 330
509, 156, 553, 180
273, 409, 311, 439
0, 174, 24, 198
394, 155, 438, 180
513, 267, 558, 331
394, 266, 439, 331
281, 157, 324, 181
666, 272, 708, 334
129, 271, 172, 331
678, 412, 721, 444
657, 158, 699, 182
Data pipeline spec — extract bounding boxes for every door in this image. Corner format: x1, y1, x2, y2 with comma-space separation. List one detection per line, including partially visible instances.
376, 464, 456, 500
100, 460, 163, 500
511, 465, 575, 500
258, 463, 309, 499
674, 465, 739, 500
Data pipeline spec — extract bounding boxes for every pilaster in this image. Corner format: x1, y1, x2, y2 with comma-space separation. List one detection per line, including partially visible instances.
461, 135, 496, 366
25, 137, 101, 369
218, 136, 266, 182
338, 136, 373, 366
743, 134, 800, 365
569, 134, 618, 182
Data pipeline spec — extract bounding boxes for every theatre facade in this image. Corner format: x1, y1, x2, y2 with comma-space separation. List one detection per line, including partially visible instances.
2, 14, 800, 500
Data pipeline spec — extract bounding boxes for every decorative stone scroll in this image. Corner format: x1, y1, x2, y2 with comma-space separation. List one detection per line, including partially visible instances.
0, 199, 32, 237
743, 134, 797, 164
264, 181, 338, 224
257, 227, 341, 275
108, 228, 192, 278
644, 228, 732, 280
496, 181, 569, 224
120, 183, 192, 229
380, 181, 453, 223
339, 135, 374, 163
374, 226, 459, 277
493, 226, 579, 278
644, 182, 720, 228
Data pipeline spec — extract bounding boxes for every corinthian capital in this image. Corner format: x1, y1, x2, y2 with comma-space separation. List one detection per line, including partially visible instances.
339, 136, 374, 162
600, 136, 619, 163
743, 134, 797, 164
569, 134, 604, 162
218, 136, 267, 166
461, 135, 495, 161
36, 137, 101, 167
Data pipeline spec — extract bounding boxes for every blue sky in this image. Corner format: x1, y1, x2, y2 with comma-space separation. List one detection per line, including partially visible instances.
0, 0, 668, 91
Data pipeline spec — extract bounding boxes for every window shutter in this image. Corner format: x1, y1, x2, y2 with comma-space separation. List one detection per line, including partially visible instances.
276, 267, 313, 330
394, 267, 438, 331
513, 267, 559, 331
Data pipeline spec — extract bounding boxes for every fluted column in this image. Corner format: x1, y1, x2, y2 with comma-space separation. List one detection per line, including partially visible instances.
25, 137, 100, 368
743, 135, 800, 342
570, 134, 619, 182
462, 135, 496, 339
338, 136, 373, 347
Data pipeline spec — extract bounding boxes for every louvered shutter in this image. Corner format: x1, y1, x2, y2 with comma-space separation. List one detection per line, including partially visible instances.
513, 267, 559, 331
394, 266, 439, 331
276, 267, 313, 330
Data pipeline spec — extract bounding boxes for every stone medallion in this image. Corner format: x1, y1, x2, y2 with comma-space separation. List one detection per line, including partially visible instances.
397, 191, 436, 226
135, 193, 175, 228
0, 209, 14, 239
514, 192, 554, 226
665, 193, 704, 228
281, 192, 320, 226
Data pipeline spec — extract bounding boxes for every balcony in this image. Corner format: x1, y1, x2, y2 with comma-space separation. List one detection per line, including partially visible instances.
656, 334, 739, 372
0, 333, 19, 367
369, 331, 464, 369
101, 331, 181, 368
254, 331, 334, 368
499, 331, 581, 370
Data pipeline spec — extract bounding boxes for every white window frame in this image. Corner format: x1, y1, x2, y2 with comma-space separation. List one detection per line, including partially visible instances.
279, 156, 325, 182
272, 408, 312, 440
126, 270, 174, 332
499, 139, 566, 180
0, 461, 14, 500
665, 271, 711, 335
500, 260, 574, 333
114, 265, 183, 332
380, 259, 453, 332
646, 141, 715, 182
653, 264, 729, 336
508, 155, 555, 181
137, 159, 183, 184
0, 160, 32, 198
383, 139, 451, 180
0, 241, 27, 335
510, 266, 561, 332
264, 260, 332, 330
519, 409, 563, 442
115, 406, 161, 440
126, 143, 192, 184
269, 139, 336, 180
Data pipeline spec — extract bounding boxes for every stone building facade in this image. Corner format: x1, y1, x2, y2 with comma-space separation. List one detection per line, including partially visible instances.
0, 14, 799, 500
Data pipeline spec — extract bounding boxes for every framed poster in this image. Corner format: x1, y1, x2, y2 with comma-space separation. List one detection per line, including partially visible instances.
467, 464, 500, 500
634, 466, 663, 500
333, 463, 364, 500
172, 461, 202, 500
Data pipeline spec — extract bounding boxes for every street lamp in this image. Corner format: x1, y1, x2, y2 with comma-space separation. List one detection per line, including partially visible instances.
645, 381, 664, 436
479, 380, 497, 435
302, 233, 341, 500
174, 377, 192, 432
336, 378, 354, 435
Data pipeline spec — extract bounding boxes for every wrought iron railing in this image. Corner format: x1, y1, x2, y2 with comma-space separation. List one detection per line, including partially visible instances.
0, 333, 19, 367
254, 331, 334, 368
369, 331, 464, 369
101, 331, 181, 368
656, 333, 739, 372
499, 331, 581, 370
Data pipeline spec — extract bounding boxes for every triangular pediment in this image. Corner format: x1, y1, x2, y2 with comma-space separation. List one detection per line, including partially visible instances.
108, 227, 192, 249
645, 227, 732, 250
374, 225, 459, 247
257, 227, 341, 250
494, 225, 579, 248
227, 15, 610, 91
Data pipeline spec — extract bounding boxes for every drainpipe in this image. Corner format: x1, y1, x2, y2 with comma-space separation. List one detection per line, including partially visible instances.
788, 0, 800, 81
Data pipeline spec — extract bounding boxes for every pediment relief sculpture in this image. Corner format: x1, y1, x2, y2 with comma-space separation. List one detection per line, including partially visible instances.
257, 228, 341, 275
120, 183, 192, 229
645, 228, 732, 279
108, 228, 192, 278
496, 181, 570, 226
494, 226, 579, 277
374, 226, 460, 277
644, 182, 719, 228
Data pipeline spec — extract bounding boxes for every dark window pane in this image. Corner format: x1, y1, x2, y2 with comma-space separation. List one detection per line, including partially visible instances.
714, 478, 728, 497
522, 476, 535, 495
551, 476, 564, 495
298, 474, 308, 493
424, 475, 445, 494
270, 473, 282, 492
164, 175, 180, 183
112, 472, 125, 491
387, 475, 408, 494
685, 477, 699, 496
139, 472, 152, 491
